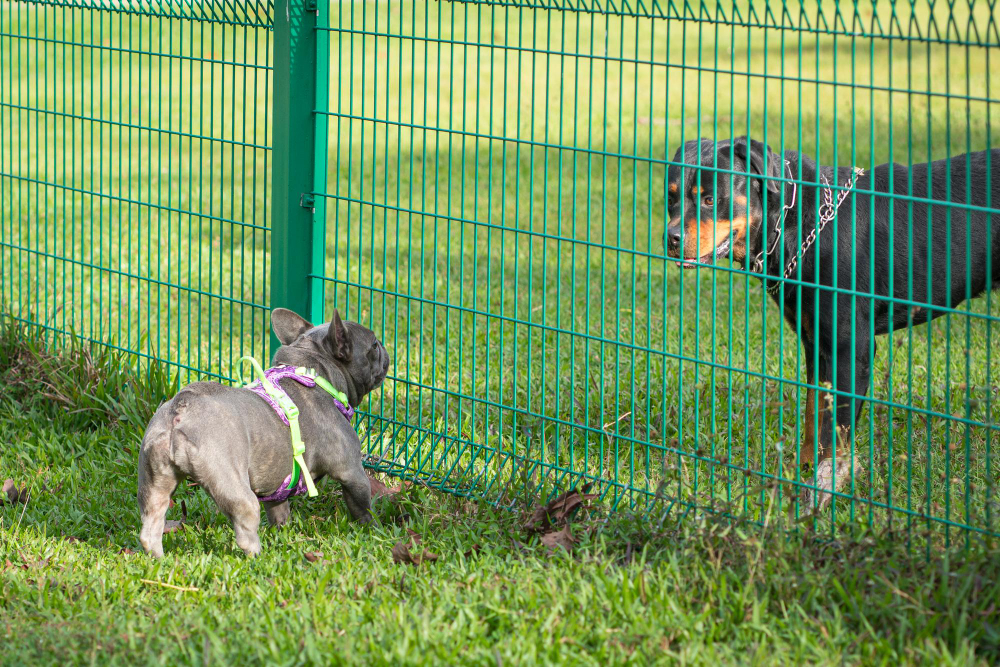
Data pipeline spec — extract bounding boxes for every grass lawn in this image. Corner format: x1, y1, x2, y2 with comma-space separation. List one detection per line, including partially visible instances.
1, 319, 999, 664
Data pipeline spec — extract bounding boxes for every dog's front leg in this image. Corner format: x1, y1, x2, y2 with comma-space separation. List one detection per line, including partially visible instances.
803, 339, 873, 511
799, 336, 820, 469
337, 463, 374, 524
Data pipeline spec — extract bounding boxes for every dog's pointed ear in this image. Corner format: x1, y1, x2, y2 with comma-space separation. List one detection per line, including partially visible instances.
325, 309, 352, 361
733, 137, 782, 194
271, 308, 313, 346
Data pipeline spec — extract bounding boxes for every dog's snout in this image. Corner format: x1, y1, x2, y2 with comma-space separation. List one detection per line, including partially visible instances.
666, 225, 682, 253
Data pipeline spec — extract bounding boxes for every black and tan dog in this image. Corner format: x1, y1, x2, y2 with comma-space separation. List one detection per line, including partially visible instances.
664, 137, 1000, 506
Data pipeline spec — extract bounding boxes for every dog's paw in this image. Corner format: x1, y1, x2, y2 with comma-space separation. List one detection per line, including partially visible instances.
240, 542, 262, 558
801, 457, 863, 512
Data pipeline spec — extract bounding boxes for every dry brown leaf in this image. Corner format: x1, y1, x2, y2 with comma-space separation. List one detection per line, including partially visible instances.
540, 526, 577, 552
391, 541, 415, 564
304, 551, 323, 563
369, 475, 414, 500
118, 548, 137, 556
391, 537, 439, 565
162, 520, 184, 534
525, 484, 597, 534
162, 499, 188, 534
17, 553, 50, 569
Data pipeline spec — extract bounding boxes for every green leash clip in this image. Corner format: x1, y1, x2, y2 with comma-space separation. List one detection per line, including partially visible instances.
238, 356, 319, 497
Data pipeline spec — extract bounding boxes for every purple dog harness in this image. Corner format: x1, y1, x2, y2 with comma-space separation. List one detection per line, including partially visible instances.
244, 364, 354, 503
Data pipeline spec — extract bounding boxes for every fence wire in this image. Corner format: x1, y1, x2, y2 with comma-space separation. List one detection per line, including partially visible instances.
320, 0, 999, 551
0, 0, 273, 381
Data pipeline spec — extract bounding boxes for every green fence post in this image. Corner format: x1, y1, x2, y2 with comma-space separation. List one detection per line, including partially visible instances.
271, 0, 323, 355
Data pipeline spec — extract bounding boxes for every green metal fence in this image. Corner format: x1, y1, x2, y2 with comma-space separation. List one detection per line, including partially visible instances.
0, 0, 274, 380
3, 0, 999, 550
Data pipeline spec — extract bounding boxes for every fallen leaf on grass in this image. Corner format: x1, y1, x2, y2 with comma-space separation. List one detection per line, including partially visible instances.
162, 499, 188, 535
368, 474, 412, 499
391, 541, 439, 565
304, 551, 323, 563
391, 531, 439, 566
162, 521, 184, 534
118, 548, 137, 556
540, 526, 577, 552
463, 544, 482, 558
524, 483, 597, 534
15, 552, 50, 569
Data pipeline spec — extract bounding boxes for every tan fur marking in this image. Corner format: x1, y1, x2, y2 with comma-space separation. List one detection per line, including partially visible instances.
685, 215, 749, 258
734, 195, 747, 207
690, 185, 702, 196
802, 389, 817, 466
669, 183, 678, 194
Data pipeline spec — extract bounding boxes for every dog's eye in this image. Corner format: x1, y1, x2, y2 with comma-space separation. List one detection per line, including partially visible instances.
702, 195, 714, 207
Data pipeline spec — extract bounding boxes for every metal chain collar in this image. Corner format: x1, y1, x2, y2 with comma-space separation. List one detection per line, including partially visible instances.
763, 166, 866, 296
750, 160, 796, 276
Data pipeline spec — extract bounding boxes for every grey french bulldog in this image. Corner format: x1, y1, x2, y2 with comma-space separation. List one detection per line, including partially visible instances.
137, 308, 391, 557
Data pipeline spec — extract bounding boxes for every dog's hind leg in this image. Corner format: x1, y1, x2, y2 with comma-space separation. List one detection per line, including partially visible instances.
138, 417, 182, 558
799, 339, 821, 468
200, 474, 262, 557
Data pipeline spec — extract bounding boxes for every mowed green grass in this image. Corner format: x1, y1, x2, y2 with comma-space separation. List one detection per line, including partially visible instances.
0, 320, 998, 665
1, 4, 1000, 661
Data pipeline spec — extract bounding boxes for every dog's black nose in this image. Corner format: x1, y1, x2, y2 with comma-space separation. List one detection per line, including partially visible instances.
666, 226, 682, 252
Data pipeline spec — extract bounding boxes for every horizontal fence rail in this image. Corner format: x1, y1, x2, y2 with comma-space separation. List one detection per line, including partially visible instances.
2, 0, 998, 552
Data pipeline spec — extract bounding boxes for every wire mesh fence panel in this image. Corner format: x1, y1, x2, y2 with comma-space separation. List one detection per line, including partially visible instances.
0, 0, 274, 382
317, 0, 1000, 550
3, 0, 999, 551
